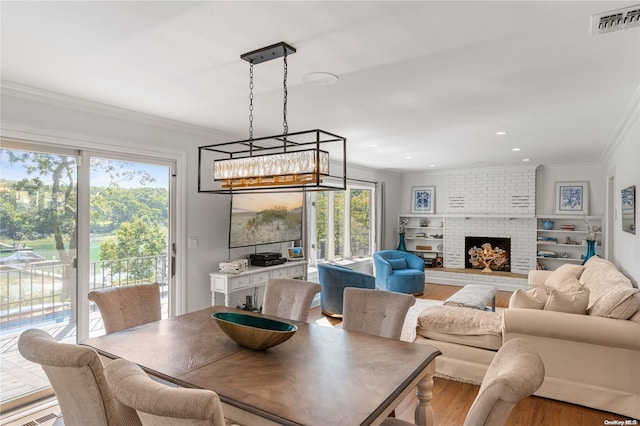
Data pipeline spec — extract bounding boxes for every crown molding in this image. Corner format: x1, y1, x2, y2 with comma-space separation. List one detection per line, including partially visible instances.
601, 84, 640, 165
0, 80, 239, 140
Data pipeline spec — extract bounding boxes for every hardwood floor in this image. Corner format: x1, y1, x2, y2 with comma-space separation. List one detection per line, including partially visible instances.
309, 283, 634, 426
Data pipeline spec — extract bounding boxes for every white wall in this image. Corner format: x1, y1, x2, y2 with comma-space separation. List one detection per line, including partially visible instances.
536, 164, 606, 217
605, 104, 640, 285
0, 84, 402, 312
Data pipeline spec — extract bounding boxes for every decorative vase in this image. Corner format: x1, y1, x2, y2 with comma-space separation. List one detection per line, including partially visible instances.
582, 239, 596, 265
397, 232, 407, 251
542, 219, 554, 230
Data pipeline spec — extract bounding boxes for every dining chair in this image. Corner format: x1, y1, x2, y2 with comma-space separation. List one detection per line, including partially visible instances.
342, 287, 416, 340
88, 283, 161, 334
104, 358, 241, 426
17, 328, 141, 426
261, 278, 321, 322
380, 338, 545, 426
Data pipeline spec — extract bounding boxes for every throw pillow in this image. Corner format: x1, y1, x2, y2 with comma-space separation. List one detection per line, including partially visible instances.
509, 288, 547, 309
552, 276, 584, 294
588, 287, 640, 320
579, 256, 633, 309
543, 289, 590, 315
387, 258, 407, 270
544, 264, 584, 289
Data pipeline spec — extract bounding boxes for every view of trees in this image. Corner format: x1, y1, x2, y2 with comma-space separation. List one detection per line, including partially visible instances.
0, 149, 169, 299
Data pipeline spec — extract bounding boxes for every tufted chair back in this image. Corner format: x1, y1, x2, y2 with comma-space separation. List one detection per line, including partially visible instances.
88, 283, 161, 334
261, 278, 321, 322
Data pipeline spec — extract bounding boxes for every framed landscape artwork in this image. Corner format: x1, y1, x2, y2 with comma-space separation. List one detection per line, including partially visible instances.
554, 181, 589, 215
411, 186, 435, 214
621, 185, 636, 234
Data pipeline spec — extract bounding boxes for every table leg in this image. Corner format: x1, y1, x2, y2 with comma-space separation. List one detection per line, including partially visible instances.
414, 361, 436, 426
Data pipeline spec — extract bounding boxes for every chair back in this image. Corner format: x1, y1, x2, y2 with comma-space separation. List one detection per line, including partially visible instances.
18, 329, 140, 426
88, 283, 161, 334
317, 263, 375, 317
104, 359, 226, 426
342, 288, 416, 340
463, 338, 545, 426
262, 278, 321, 322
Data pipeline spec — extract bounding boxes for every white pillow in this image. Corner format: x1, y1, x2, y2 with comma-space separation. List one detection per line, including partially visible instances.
509, 288, 547, 310
588, 287, 640, 319
544, 264, 584, 290
543, 289, 590, 315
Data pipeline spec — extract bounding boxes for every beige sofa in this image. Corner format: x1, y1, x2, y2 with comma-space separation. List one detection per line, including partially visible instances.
413, 256, 640, 419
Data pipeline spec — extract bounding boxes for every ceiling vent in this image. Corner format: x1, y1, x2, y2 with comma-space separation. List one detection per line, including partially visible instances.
591, 5, 640, 35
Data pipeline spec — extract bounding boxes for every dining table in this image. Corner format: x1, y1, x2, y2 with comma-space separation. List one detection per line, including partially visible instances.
81, 306, 441, 426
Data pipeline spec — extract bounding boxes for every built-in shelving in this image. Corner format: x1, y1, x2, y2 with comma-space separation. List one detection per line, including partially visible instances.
399, 214, 445, 266
536, 215, 603, 270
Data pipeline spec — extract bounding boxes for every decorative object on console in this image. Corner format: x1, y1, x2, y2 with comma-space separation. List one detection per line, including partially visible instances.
554, 181, 589, 215
621, 185, 636, 234
468, 243, 509, 272
211, 312, 297, 350
197, 42, 346, 194
219, 259, 249, 274
411, 186, 435, 214
287, 247, 304, 259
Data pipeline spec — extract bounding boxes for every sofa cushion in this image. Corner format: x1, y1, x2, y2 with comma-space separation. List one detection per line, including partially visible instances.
543, 289, 589, 315
579, 256, 633, 309
629, 301, 640, 323
509, 288, 547, 310
588, 287, 640, 319
544, 264, 584, 289
416, 305, 502, 351
387, 258, 407, 270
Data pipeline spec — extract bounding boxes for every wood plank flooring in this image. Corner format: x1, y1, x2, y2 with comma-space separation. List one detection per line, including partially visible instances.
309, 283, 636, 425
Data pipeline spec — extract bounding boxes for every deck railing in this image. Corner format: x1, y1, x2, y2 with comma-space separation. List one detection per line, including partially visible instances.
0, 255, 169, 331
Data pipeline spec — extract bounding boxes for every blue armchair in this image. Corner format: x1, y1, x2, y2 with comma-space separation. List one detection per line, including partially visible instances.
373, 250, 425, 294
317, 263, 375, 318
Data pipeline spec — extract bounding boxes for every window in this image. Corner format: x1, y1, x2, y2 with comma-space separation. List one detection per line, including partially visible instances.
307, 181, 375, 264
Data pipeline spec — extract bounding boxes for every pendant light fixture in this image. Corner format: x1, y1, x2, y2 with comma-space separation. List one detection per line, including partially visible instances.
198, 42, 347, 194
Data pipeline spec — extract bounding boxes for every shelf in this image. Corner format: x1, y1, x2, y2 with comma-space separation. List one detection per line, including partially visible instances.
406, 237, 443, 241
537, 229, 600, 233
404, 226, 444, 230
411, 250, 442, 253
536, 242, 602, 247
537, 257, 583, 263
537, 215, 603, 220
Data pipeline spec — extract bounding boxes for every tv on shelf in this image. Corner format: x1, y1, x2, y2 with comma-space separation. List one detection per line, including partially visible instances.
229, 192, 304, 249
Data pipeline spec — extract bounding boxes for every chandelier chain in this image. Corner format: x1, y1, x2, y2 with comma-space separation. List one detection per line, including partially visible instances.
249, 61, 254, 141
283, 51, 288, 137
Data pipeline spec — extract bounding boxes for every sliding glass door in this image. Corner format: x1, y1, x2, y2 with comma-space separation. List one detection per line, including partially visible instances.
0, 141, 176, 410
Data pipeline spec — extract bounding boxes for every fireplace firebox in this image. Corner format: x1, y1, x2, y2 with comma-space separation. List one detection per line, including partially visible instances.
465, 236, 511, 272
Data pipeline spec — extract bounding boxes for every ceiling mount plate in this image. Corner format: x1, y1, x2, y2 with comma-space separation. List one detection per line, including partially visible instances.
241, 42, 296, 64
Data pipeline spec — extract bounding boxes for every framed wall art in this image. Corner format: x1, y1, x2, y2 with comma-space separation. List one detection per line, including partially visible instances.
621, 185, 635, 235
411, 186, 435, 214
554, 181, 589, 215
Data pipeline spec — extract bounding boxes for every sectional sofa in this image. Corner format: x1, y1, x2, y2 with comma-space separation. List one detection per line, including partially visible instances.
412, 256, 640, 419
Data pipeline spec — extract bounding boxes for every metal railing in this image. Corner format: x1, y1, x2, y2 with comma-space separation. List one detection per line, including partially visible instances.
0, 255, 169, 331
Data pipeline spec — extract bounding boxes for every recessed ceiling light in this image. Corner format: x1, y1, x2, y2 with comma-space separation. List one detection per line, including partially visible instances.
522, 158, 530, 162
512, 148, 521, 152
369, 144, 378, 147
430, 164, 436, 167
496, 131, 508, 136
405, 156, 413, 159
302, 72, 339, 86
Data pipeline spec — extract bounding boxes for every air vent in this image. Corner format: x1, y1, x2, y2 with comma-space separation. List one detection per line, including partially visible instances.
591, 5, 640, 35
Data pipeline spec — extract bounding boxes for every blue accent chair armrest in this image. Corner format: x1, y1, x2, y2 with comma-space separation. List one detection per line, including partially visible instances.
317, 263, 375, 318
373, 250, 425, 294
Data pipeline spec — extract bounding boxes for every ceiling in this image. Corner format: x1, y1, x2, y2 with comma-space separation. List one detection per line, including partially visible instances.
2, 1, 639, 173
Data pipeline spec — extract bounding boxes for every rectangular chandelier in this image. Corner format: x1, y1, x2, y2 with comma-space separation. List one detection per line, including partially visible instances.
198, 129, 346, 194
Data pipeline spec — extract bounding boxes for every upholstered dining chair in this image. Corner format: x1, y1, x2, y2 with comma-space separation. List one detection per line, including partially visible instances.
380, 338, 545, 426
18, 328, 141, 426
342, 287, 416, 340
88, 283, 161, 334
261, 278, 321, 322
104, 358, 240, 426
373, 250, 425, 295
317, 263, 376, 318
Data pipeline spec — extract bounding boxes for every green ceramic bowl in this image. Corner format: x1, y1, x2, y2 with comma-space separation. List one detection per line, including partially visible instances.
212, 312, 298, 350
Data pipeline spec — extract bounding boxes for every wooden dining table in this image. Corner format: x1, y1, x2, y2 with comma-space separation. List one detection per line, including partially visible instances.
82, 306, 441, 426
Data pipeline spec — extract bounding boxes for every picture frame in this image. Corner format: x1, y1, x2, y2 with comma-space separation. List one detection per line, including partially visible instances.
621, 185, 636, 235
554, 181, 589, 215
287, 247, 304, 260
411, 186, 435, 214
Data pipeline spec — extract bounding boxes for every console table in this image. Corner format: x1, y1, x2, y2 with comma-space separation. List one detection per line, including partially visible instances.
210, 260, 307, 307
